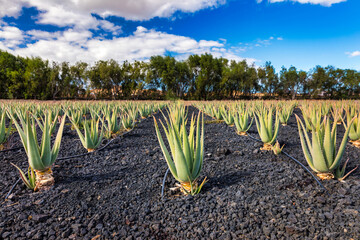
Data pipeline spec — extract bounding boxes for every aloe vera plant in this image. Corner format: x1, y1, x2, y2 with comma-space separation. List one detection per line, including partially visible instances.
278, 104, 294, 126
345, 107, 360, 148
11, 163, 36, 190
67, 107, 83, 129
221, 108, 234, 126
296, 114, 354, 180
234, 109, 253, 135
254, 106, 280, 150
122, 113, 135, 130
35, 109, 59, 136
272, 141, 284, 155
0, 110, 12, 149
301, 105, 322, 132
212, 106, 223, 120
334, 159, 358, 181
103, 107, 121, 138
154, 111, 206, 195
8, 110, 67, 191
138, 105, 153, 119
168, 103, 188, 128
71, 117, 103, 152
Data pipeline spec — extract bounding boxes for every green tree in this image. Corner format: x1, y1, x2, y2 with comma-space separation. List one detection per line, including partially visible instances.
23, 57, 51, 99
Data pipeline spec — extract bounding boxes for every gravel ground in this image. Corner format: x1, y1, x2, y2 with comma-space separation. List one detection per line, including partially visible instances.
0, 106, 359, 240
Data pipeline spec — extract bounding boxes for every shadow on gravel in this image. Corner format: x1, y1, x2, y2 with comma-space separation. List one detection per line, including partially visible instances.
206, 171, 252, 190
57, 168, 128, 184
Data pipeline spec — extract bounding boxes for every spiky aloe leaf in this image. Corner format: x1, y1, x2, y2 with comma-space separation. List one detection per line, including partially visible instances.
329, 117, 355, 170
192, 112, 203, 180
296, 115, 317, 172
154, 117, 179, 182
269, 113, 279, 145
50, 114, 67, 164
311, 131, 328, 172
11, 163, 36, 190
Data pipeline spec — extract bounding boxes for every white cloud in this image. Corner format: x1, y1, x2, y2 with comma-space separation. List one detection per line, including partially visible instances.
346, 51, 360, 57
26, 30, 60, 40
258, 0, 346, 6
0, 25, 24, 48
73, 0, 226, 20
0, 1, 256, 65
4, 26, 254, 65
1, 0, 226, 23
98, 20, 122, 35
0, 0, 26, 18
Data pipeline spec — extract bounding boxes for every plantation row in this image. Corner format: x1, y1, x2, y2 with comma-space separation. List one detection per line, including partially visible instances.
1, 100, 359, 195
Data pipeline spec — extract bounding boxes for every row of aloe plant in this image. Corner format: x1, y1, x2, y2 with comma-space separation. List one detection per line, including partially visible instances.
1, 101, 166, 191
195, 100, 359, 183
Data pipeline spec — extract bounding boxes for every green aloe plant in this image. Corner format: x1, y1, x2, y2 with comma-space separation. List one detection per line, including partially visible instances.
278, 104, 294, 126
0, 110, 12, 149
212, 106, 223, 120
138, 105, 153, 119
334, 158, 358, 181
122, 113, 135, 130
67, 107, 83, 129
71, 117, 104, 152
345, 108, 360, 148
154, 111, 206, 195
234, 109, 253, 136
254, 106, 280, 150
221, 108, 234, 126
301, 105, 322, 132
272, 141, 284, 156
11, 163, 36, 190
8, 109, 67, 191
296, 114, 355, 180
103, 107, 121, 138
35, 109, 60, 136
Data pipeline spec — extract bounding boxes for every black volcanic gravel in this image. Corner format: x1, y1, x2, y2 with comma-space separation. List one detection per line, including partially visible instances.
0, 106, 359, 240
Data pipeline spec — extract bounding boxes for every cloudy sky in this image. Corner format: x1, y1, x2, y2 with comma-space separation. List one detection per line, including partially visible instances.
0, 0, 359, 71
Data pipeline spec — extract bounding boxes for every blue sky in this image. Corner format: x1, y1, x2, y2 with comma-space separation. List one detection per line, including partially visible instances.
0, 0, 359, 72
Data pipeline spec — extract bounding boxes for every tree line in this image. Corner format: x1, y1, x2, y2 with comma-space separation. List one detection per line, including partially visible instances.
1, 50, 359, 100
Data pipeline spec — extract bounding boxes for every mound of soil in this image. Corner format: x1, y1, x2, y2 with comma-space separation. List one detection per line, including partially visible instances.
0, 106, 359, 239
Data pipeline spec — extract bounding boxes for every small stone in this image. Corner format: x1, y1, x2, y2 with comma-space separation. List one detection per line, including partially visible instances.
316, 196, 326, 204
253, 149, 259, 154
324, 212, 333, 220
285, 226, 298, 234
2, 232, 11, 238
61, 229, 71, 238
288, 214, 297, 224
343, 209, 358, 216
34, 199, 44, 205
263, 226, 272, 236
32, 214, 48, 222
71, 224, 82, 232
48, 229, 56, 236
152, 224, 160, 231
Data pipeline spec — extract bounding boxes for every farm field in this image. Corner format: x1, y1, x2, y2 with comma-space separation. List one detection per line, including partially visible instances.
0, 100, 359, 239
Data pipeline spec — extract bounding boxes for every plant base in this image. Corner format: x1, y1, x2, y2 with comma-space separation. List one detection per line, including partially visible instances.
281, 123, 287, 126
87, 148, 95, 152
177, 181, 198, 194
260, 143, 272, 151
317, 172, 334, 180
237, 131, 248, 136
350, 140, 360, 148
34, 168, 54, 191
